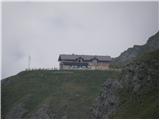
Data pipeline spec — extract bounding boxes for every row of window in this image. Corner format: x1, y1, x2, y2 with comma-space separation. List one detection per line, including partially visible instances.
70, 65, 88, 68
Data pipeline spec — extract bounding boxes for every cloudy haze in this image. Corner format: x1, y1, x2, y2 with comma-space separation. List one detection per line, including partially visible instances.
2, 1, 159, 78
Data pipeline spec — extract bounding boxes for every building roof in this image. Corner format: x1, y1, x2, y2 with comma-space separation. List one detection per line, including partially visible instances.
58, 54, 112, 61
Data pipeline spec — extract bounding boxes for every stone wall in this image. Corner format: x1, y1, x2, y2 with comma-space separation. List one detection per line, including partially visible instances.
89, 63, 110, 70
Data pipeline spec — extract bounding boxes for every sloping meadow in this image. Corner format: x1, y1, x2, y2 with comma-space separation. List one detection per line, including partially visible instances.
2, 70, 120, 119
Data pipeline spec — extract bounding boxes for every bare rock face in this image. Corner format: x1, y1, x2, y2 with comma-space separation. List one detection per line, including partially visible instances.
120, 53, 159, 96
91, 79, 122, 118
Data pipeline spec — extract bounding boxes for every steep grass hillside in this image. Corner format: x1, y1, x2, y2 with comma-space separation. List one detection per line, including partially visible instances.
2, 70, 120, 118
113, 50, 159, 118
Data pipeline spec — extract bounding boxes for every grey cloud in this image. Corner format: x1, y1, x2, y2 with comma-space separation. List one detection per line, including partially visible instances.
2, 1, 159, 78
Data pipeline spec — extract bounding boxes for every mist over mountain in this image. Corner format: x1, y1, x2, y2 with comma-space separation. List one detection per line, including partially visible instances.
1, 32, 159, 118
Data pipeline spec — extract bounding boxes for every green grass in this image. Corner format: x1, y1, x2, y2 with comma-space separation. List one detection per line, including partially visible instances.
2, 70, 120, 118
111, 88, 159, 119
110, 50, 159, 119
2, 49, 158, 119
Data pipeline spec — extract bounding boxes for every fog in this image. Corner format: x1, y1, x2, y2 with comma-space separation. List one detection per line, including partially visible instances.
2, 1, 159, 78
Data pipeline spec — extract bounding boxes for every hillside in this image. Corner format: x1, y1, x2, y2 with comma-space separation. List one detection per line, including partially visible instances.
1, 70, 120, 118
2, 32, 159, 119
92, 50, 159, 118
91, 32, 159, 119
111, 32, 159, 67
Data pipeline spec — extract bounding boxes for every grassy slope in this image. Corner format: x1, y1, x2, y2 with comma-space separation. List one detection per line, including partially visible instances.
112, 89, 158, 119
2, 70, 120, 118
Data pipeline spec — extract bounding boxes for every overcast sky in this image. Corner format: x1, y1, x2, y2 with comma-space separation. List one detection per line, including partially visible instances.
2, 1, 159, 78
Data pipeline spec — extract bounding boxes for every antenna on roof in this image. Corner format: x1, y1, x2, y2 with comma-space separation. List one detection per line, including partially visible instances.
28, 55, 31, 70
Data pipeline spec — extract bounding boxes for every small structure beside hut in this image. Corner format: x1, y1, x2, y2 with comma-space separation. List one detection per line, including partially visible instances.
58, 54, 112, 70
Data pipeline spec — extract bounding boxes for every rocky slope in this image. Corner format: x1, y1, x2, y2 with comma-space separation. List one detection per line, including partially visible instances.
92, 50, 159, 118
112, 32, 159, 67
92, 32, 159, 118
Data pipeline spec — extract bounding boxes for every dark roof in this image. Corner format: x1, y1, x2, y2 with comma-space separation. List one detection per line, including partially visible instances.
58, 54, 112, 61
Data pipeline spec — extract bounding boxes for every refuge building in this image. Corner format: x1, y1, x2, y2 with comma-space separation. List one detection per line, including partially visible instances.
58, 54, 112, 70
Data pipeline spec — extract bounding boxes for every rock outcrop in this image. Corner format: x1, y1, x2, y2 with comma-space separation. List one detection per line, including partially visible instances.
112, 32, 159, 67
91, 79, 122, 118
92, 50, 159, 118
